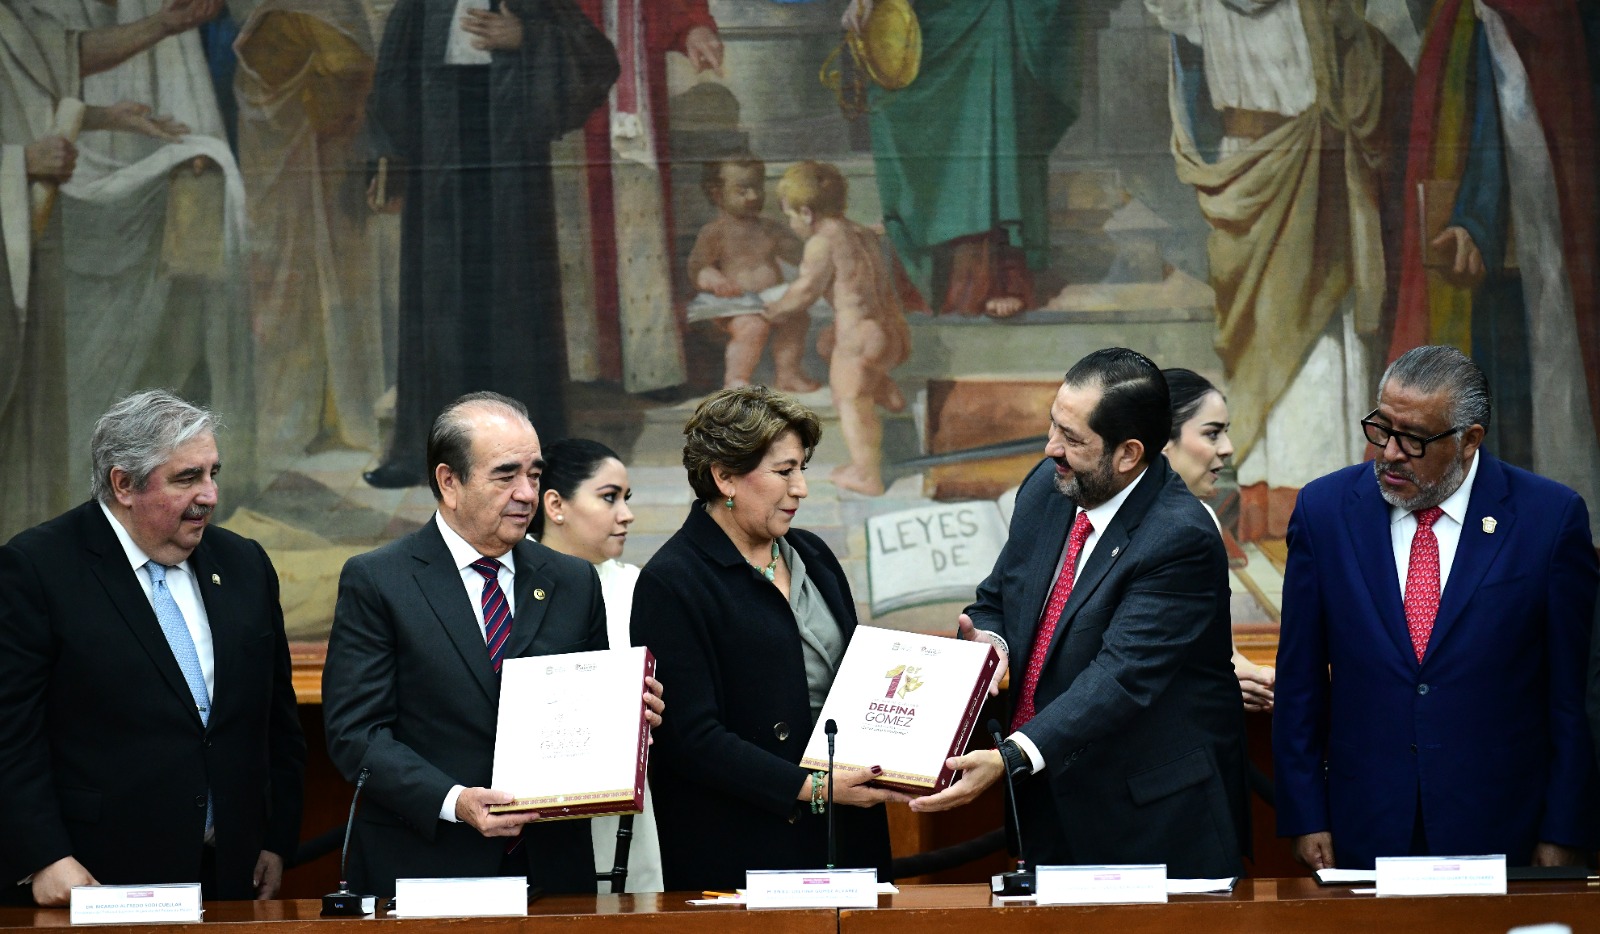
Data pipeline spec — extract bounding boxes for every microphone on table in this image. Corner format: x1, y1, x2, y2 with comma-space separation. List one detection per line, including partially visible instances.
988, 720, 1035, 897
825, 718, 838, 870
322, 767, 375, 916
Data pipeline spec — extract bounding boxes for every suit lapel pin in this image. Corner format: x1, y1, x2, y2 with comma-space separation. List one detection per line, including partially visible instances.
211, 573, 221, 585
1482, 517, 1497, 534
533, 588, 547, 601
1110, 546, 1120, 558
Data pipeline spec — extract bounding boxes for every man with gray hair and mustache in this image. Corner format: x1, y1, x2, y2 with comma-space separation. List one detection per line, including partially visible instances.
1274, 346, 1598, 872
0, 389, 304, 906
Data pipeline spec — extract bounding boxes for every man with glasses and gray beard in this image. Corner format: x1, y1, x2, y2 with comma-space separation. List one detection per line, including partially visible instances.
1274, 346, 1598, 871
0, 390, 304, 906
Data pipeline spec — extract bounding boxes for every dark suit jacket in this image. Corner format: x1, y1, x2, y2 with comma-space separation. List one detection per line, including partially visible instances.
322, 518, 607, 896
1275, 451, 1598, 867
967, 457, 1249, 878
0, 501, 305, 902
631, 504, 892, 891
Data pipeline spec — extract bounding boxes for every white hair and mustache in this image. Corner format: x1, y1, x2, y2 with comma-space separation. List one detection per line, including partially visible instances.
90, 390, 218, 505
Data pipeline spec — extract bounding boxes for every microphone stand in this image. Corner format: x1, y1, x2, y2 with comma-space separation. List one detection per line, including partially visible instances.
825, 718, 838, 870
987, 720, 1035, 897
597, 814, 634, 893
322, 768, 374, 915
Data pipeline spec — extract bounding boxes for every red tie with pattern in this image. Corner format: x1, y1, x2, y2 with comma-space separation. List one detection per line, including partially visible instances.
471, 557, 513, 672
1404, 506, 1445, 662
1013, 510, 1094, 729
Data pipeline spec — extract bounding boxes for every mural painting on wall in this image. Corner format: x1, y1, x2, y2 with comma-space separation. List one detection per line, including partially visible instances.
1, 0, 1596, 646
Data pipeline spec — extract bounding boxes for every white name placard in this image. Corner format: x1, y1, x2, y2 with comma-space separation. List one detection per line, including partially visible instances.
1035, 864, 1169, 905
70, 884, 201, 925
1375, 855, 1506, 896
393, 876, 527, 917
743, 868, 879, 908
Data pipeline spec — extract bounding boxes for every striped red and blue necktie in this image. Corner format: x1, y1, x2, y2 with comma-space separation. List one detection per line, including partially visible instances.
472, 556, 525, 854
471, 557, 513, 672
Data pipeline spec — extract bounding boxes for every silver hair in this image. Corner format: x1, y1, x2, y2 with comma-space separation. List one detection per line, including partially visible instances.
427, 392, 531, 500
90, 390, 218, 503
1377, 345, 1492, 432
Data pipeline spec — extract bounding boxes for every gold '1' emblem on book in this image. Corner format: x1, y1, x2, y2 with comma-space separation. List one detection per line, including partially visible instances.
884, 665, 924, 699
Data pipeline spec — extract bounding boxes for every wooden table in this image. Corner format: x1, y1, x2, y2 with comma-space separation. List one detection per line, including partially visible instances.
844, 879, 1600, 933
9, 880, 1595, 933
0, 895, 831, 934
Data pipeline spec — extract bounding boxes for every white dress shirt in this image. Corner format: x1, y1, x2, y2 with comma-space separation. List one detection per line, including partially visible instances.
595, 558, 639, 652
1389, 452, 1480, 597
99, 501, 214, 699
589, 558, 665, 893
435, 512, 517, 822
436, 512, 517, 639
992, 469, 1147, 773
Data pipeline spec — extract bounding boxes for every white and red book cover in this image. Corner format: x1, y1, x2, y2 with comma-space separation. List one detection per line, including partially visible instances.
801, 627, 998, 794
490, 646, 654, 819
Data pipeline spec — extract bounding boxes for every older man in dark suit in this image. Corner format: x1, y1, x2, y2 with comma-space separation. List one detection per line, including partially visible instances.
322, 392, 662, 896
912, 348, 1250, 878
0, 390, 305, 906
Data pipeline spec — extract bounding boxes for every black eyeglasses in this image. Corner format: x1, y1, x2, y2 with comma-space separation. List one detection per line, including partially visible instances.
1360, 409, 1460, 458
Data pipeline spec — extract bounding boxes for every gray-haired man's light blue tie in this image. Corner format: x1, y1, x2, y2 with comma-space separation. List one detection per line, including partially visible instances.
147, 561, 212, 833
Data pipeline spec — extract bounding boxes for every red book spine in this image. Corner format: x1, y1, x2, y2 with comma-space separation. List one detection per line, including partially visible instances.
523, 649, 656, 821
933, 645, 999, 792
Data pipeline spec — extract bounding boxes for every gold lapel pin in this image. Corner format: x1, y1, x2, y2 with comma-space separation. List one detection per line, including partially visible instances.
1482, 517, 1497, 534
533, 588, 547, 601
211, 573, 221, 585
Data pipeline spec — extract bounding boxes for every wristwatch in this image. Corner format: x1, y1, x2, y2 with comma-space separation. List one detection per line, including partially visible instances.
998, 738, 1032, 783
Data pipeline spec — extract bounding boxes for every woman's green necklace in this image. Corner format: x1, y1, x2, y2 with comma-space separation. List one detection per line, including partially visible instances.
753, 540, 780, 581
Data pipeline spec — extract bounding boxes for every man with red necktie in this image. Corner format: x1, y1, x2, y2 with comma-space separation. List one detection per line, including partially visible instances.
1275, 345, 1599, 871
910, 348, 1250, 879
323, 392, 664, 896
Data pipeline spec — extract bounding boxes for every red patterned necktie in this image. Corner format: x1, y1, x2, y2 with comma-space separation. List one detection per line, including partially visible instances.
471, 557, 514, 672
1013, 510, 1094, 729
1404, 506, 1445, 662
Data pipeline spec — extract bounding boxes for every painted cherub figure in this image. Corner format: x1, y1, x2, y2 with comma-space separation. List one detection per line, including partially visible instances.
687, 155, 820, 392
767, 160, 909, 496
